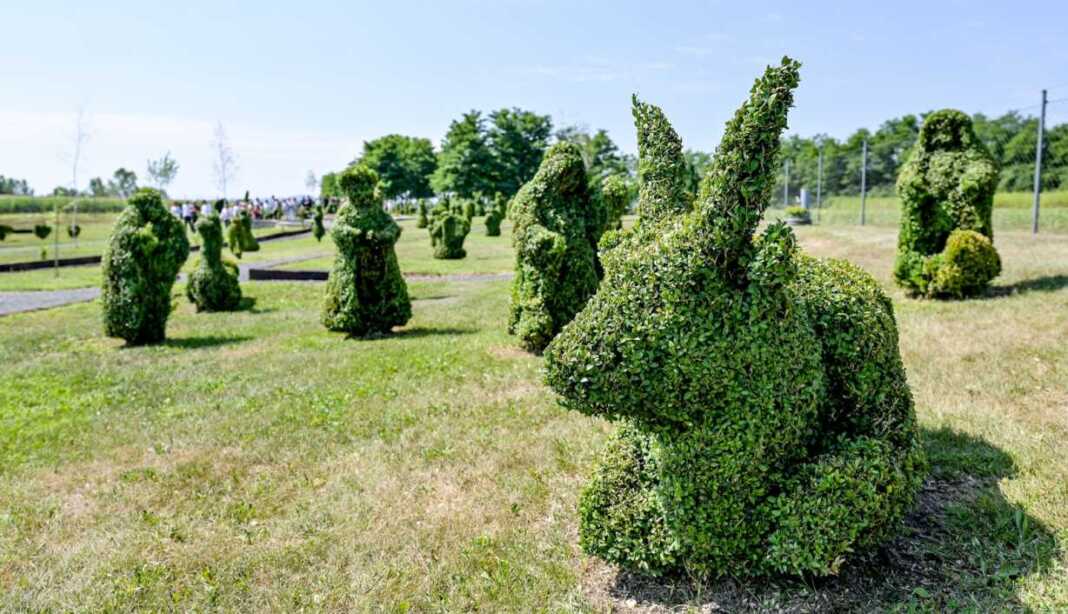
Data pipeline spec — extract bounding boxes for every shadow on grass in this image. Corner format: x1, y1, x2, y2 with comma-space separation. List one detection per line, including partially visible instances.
987, 274, 1068, 298
593, 427, 1059, 612
161, 335, 253, 349
387, 326, 476, 340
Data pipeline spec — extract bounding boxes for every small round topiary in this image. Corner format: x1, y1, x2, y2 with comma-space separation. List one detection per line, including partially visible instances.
544, 58, 925, 578
429, 208, 470, 259
508, 142, 601, 353
101, 188, 190, 345
33, 224, 51, 240
321, 165, 411, 335
894, 110, 1000, 298
186, 213, 242, 312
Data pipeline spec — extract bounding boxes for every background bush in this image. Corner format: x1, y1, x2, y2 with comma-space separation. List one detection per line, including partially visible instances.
429, 205, 470, 259
894, 110, 1001, 298
0, 196, 127, 214
544, 58, 924, 578
321, 165, 411, 335
101, 188, 190, 345
227, 210, 260, 258
508, 142, 600, 353
186, 214, 242, 312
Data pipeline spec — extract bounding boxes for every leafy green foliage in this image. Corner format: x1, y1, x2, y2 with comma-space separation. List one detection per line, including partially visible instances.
508, 142, 600, 353
599, 175, 629, 232
416, 200, 429, 229
101, 188, 190, 344
312, 205, 326, 242
462, 199, 476, 221
321, 165, 411, 335
227, 210, 259, 258
894, 110, 1001, 298
544, 58, 925, 578
429, 201, 470, 259
0, 224, 12, 241
784, 206, 811, 224
485, 193, 506, 236
33, 224, 51, 240
320, 172, 340, 200
186, 214, 241, 312
432, 111, 497, 199
357, 134, 437, 199
487, 108, 553, 197
67, 224, 82, 238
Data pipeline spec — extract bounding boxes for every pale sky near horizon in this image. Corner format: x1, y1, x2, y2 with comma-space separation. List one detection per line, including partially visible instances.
2, 0, 1067, 199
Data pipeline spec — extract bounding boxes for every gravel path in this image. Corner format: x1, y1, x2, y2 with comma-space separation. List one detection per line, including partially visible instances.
0, 287, 101, 317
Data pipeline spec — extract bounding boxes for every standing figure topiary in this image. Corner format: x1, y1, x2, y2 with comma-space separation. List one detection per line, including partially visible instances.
485, 193, 506, 236
321, 165, 411, 335
429, 207, 470, 259
416, 200, 429, 229
226, 209, 259, 258
186, 214, 242, 312
101, 188, 190, 344
508, 142, 600, 353
312, 203, 326, 242
544, 58, 925, 579
894, 110, 1000, 298
600, 175, 629, 232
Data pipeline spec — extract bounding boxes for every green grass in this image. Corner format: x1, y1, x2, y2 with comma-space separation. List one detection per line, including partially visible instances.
1, 219, 1066, 611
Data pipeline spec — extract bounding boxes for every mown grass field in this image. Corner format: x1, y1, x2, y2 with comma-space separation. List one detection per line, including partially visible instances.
1, 209, 1067, 611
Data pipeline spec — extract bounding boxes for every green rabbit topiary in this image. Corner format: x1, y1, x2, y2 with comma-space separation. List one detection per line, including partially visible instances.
508, 142, 600, 353
544, 58, 925, 578
186, 213, 242, 312
321, 165, 411, 335
894, 110, 1000, 298
101, 188, 190, 344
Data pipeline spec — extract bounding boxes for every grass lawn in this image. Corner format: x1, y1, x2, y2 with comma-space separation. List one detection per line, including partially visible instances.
1, 219, 1067, 610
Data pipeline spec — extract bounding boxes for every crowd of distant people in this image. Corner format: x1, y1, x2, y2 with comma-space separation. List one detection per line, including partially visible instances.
168, 195, 320, 232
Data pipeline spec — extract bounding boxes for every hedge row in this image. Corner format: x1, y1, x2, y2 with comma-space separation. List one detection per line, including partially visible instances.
0, 196, 127, 214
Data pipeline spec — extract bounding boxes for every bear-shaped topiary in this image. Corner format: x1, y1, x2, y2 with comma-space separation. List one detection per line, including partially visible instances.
544, 58, 925, 578
186, 213, 242, 312
321, 165, 411, 335
429, 204, 470, 259
894, 109, 1000, 298
101, 188, 190, 345
509, 142, 601, 353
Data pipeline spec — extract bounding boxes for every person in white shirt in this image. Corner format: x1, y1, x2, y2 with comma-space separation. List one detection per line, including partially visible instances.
170, 204, 181, 218
181, 202, 195, 231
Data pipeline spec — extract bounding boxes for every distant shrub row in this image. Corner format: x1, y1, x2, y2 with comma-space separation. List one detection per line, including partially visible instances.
0, 196, 127, 214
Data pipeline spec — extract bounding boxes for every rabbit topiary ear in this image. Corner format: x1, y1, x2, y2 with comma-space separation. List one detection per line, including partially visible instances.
632, 95, 692, 226
697, 57, 801, 277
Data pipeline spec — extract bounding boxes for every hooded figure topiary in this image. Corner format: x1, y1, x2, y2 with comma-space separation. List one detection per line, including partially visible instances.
485, 193, 506, 236
544, 58, 925, 578
186, 213, 242, 312
321, 165, 411, 335
894, 110, 1000, 298
429, 206, 470, 259
508, 142, 601, 353
227, 209, 259, 258
101, 188, 190, 344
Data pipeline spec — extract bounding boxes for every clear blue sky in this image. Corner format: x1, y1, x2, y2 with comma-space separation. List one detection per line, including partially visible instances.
2, 0, 1066, 198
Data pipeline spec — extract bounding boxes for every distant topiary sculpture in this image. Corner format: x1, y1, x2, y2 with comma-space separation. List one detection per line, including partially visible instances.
544, 58, 925, 578
485, 193, 505, 236
321, 165, 411, 335
227, 209, 259, 258
508, 142, 600, 353
186, 214, 242, 312
894, 110, 1000, 298
416, 200, 429, 228
429, 204, 470, 259
600, 175, 629, 232
312, 204, 326, 242
101, 188, 190, 344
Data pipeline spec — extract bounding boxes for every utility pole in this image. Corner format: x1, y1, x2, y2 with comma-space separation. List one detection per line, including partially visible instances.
1032, 89, 1047, 234
783, 159, 790, 207
816, 143, 824, 224
859, 138, 868, 226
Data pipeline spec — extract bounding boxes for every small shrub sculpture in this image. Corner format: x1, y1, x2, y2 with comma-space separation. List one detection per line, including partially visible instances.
462, 199, 476, 221
67, 224, 82, 238
312, 204, 326, 242
429, 207, 470, 259
784, 205, 812, 225
227, 209, 259, 258
485, 193, 505, 236
508, 142, 600, 353
600, 175, 629, 232
186, 214, 242, 312
321, 165, 411, 335
0, 224, 12, 241
33, 223, 51, 240
894, 109, 1000, 298
544, 58, 925, 578
416, 200, 429, 228
101, 188, 190, 344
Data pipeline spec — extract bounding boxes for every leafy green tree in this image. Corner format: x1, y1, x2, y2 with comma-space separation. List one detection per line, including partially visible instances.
146, 152, 179, 193
112, 168, 138, 198
88, 177, 112, 197
487, 108, 553, 197
357, 135, 437, 199
0, 175, 33, 195
320, 172, 341, 199
186, 214, 242, 312
431, 111, 497, 198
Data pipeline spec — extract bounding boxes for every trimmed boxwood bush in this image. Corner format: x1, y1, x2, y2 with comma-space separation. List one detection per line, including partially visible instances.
416, 200, 429, 229
894, 109, 1000, 298
101, 188, 190, 345
33, 224, 51, 240
600, 175, 629, 232
784, 205, 811, 225
186, 213, 242, 312
429, 207, 470, 259
508, 142, 601, 353
312, 204, 326, 242
544, 58, 925, 578
485, 193, 506, 236
321, 165, 411, 335
227, 209, 260, 258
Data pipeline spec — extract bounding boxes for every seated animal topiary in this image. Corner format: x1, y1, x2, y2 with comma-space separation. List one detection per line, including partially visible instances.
186, 213, 242, 312
544, 58, 925, 578
321, 165, 411, 335
429, 207, 470, 259
485, 193, 506, 236
101, 188, 190, 345
509, 142, 601, 353
894, 110, 1000, 298
416, 200, 429, 229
